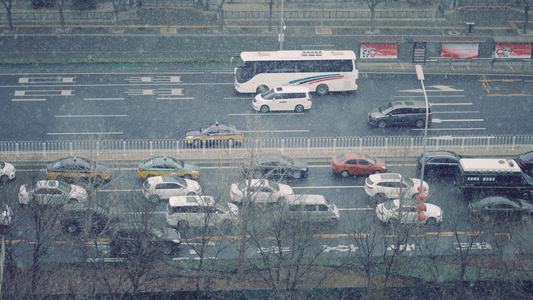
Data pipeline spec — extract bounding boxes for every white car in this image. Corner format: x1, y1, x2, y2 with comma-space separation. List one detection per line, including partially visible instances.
284, 194, 340, 226
229, 179, 294, 205
364, 173, 429, 201
166, 195, 239, 230
376, 199, 442, 226
18, 180, 88, 206
253, 86, 312, 113
143, 175, 201, 201
0, 161, 16, 183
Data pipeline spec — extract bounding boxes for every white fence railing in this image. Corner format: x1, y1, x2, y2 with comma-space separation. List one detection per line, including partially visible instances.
1, 135, 532, 158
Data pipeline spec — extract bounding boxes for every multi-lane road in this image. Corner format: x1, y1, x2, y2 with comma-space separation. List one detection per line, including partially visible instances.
1, 71, 533, 141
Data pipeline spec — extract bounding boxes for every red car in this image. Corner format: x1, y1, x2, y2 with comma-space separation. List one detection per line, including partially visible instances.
331, 153, 387, 177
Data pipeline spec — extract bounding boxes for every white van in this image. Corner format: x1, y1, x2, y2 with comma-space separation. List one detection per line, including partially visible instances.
283, 194, 340, 226
166, 195, 239, 230
253, 86, 312, 113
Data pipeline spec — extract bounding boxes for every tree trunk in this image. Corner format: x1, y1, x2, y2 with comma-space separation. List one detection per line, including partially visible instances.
524, 2, 530, 34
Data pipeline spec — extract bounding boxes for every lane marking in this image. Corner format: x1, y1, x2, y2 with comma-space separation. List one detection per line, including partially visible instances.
431, 111, 479, 114
46, 132, 123, 135
156, 97, 195, 100
230, 113, 304, 116
54, 115, 127, 118
412, 128, 485, 131
487, 93, 533, 97
293, 186, 363, 189
429, 102, 473, 106
225, 97, 250, 100
394, 95, 465, 98
84, 98, 124, 101
433, 118, 484, 122
11, 98, 46, 102
243, 130, 310, 133
338, 207, 373, 211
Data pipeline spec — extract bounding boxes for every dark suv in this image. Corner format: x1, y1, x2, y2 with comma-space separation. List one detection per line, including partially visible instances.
368, 101, 431, 128
59, 203, 115, 235
109, 223, 181, 257
416, 150, 462, 176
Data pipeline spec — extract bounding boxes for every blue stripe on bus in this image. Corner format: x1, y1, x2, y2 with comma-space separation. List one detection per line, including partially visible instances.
288, 74, 344, 86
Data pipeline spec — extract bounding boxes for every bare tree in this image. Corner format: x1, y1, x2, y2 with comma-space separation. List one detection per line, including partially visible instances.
523, 0, 531, 34
0, 0, 14, 31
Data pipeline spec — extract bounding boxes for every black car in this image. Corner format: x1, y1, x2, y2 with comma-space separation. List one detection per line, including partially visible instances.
59, 203, 118, 235
243, 154, 308, 179
368, 100, 431, 128
517, 150, 533, 174
416, 150, 462, 176
469, 196, 533, 222
109, 224, 181, 257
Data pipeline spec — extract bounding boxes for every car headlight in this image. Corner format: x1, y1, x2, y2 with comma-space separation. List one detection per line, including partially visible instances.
186, 136, 193, 139
192, 170, 199, 174
172, 239, 181, 244
382, 166, 387, 169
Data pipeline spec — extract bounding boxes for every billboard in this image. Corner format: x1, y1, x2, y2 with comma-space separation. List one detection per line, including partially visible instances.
494, 43, 532, 59
360, 44, 398, 59
441, 43, 479, 58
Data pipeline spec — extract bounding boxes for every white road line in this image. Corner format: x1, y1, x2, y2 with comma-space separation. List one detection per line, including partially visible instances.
84, 98, 124, 101
437, 119, 484, 122
243, 130, 310, 133
431, 111, 479, 114
11, 98, 46, 102
429, 103, 473, 106
338, 207, 373, 211
412, 128, 486, 131
46, 132, 123, 135
156, 97, 195, 100
394, 95, 466, 98
54, 115, 127, 118
225, 97, 250, 100
230, 113, 304, 116
98, 189, 142, 192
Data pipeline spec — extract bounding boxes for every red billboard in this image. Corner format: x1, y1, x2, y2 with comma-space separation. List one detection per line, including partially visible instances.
494, 43, 532, 59
360, 44, 398, 59
441, 43, 479, 58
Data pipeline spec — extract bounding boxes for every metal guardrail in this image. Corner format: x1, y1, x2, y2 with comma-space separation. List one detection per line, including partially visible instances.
0, 11, 115, 21
1, 135, 532, 158
224, 9, 436, 20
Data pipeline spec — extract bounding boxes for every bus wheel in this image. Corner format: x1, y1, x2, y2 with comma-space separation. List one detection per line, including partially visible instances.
260, 105, 270, 113
256, 85, 269, 94
316, 84, 329, 95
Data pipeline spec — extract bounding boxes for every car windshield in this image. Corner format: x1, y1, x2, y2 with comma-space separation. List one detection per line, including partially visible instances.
142, 159, 153, 167
261, 89, 276, 100
0, 162, 4, 169
403, 178, 414, 186
336, 154, 346, 162
282, 156, 294, 165
200, 125, 211, 133
215, 202, 230, 213
523, 173, 533, 185
268, 181, 280, 191
57, 181, 72, 194
364, 154, 377, 165
384, 201, 397, 210
378, 102, 393, 114
172, 176, 187, 186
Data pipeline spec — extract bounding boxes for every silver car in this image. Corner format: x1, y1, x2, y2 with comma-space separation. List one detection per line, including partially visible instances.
143, 175, 201, 201
229, 179, 294, 205
18, 180, 88, 206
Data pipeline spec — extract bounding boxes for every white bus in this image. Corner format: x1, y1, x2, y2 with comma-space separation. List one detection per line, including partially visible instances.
232, 50, 358, 95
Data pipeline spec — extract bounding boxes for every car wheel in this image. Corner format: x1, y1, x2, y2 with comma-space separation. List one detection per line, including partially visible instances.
292, 171, 303, 179
327, 218, 338, 227
256, 85, 269, 94
260, 105, 270, 113
277, 197, 287, 206
521, 191, 531, 200
56, 175, 65, 181
387, 218, 400, 226
93, 176, 103, 186
183, 174, 192, 180
425, 217, 437, 226
415, 119, 425, 128
374, 193, 388, 204
177, 220, 189, 230
377, 120, 386, 128
340, 170, 350, 178
481, 214, 492, 223
0, 175, 8, 184
252, 169, 263, 179
63, 221, 80, 234
316, 84, 329, 95
148, 195, 160, 202
67, 198, 78, 204
294, 105, 304, 113
221, 219, 233, 233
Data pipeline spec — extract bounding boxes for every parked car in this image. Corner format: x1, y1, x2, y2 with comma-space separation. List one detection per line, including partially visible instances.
0, 161, 16, 183
331, 152, 387, 177
59, 202, 116, 235
18, 180, 88, 206
229, 179, 294, 205
243, 154, 308, 179
46, 156, 110, 184
376, 199, 442, 226
109, 223, 181, 257
364, 173, 429, 201
143, 175, 201, 202
166, 195, 239, 231
185, 122, 243, 147
253, 86, 312, 113
416, 150, 462, 176
517, 150, 533, 174
283, 194, 340, 226
368, 100, 431, 128
138, 156, 200, 180
469, 196, 533, 222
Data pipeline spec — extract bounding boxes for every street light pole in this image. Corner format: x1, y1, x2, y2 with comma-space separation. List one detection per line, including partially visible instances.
415, 65, 429, 196
279, 0, 285, 50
